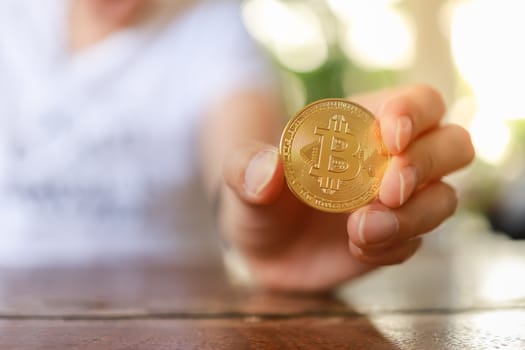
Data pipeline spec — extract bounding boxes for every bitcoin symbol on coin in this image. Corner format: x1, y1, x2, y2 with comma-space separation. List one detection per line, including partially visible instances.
306, 114, 362, 195
280, 99, 390, 213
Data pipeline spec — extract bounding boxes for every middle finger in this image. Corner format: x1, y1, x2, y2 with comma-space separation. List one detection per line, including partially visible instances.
380, 124, 474, 208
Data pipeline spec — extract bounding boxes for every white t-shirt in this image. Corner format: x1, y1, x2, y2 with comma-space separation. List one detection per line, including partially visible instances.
0, 0, 273, 265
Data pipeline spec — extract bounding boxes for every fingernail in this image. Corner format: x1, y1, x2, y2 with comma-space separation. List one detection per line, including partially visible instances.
399, 166, 417, 206
358, 210, 399, 245
395, 116, 412, 153
244, 149, 279, 196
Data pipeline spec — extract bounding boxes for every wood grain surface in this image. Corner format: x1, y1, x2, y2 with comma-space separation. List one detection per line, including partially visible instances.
1, 216, 525, 349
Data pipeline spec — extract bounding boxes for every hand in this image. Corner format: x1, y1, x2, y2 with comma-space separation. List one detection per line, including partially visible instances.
219, 85, 474, 292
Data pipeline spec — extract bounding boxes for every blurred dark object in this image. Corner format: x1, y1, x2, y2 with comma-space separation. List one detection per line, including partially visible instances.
484, 120, 525, 240
487, 165, 525, 240
489, 207, 525, 240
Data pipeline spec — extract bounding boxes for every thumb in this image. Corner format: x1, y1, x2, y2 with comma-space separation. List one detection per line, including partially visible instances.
223, 142, 285, 205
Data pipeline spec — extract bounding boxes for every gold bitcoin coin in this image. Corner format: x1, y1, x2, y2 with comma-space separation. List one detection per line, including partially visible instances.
280, 98, 390, 213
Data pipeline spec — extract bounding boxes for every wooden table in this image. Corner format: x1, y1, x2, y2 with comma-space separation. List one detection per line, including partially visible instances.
1, 214, 525, 349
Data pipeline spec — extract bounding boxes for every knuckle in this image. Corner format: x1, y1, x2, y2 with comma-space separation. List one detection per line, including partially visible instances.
384, 85, 447, 124
390, 254, 410, 265
400, 218, 417, 242
397, 142, 435, 184
417, 150, 435, 182
394, 241, 421, 265
442, 183, 458, 216
394, 251, 415, 265
415, 84, 446, 110
445, 124, 476, 165
374, 251, 410, 266
416, 83, 440, 99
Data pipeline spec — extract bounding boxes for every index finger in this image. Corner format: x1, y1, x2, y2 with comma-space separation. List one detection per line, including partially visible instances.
350, 84, 446, 155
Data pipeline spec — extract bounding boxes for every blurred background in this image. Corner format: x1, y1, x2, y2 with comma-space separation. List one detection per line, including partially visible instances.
241, 0, 525, 239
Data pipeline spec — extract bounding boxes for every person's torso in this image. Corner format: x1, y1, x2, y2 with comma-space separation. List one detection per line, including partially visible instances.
0, 0, 264, 264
